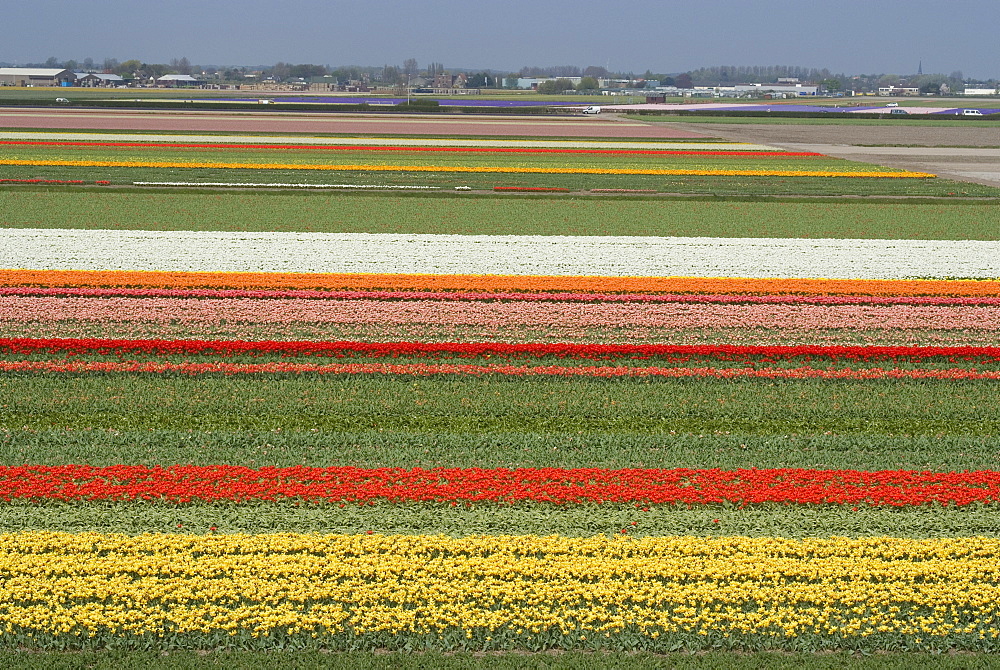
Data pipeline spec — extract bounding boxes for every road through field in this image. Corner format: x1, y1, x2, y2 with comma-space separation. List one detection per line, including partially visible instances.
0, 108, 708, 139
666, 121, 1000, 187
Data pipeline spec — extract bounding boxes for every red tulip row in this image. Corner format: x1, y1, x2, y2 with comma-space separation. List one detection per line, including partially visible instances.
493, 186, 570, 192
0, 140, 822, 157
1, 464, 996, 506
4, 359, 1000, 379
5, 286, 997, 306
4, 338, 1000, 362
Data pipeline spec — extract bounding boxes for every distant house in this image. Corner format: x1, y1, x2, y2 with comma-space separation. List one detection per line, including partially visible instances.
156, 74, 201, 88
877, 87, 920, 96
75, 73, 125, 87
0, 68, 76, 87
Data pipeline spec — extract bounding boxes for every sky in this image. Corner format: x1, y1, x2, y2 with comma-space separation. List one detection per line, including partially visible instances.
5, 0, 999, 79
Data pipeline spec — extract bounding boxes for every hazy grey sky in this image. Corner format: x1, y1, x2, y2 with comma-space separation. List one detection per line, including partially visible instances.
5, 0, 999, 78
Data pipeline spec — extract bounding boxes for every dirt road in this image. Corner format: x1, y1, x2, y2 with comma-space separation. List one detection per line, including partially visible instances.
666, 121, 1000, 187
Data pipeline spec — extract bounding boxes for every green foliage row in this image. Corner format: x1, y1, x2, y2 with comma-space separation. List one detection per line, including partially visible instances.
0, 625, 998, 655
6, 500, 1000, 539
4, 428, 997, 471
3, 189, 999, 237
8, 351, 1000, 371
3, 375, 998, 436
4, 164, 995, 196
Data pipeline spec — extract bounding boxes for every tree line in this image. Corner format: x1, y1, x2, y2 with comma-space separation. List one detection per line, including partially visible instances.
9, 56, 998, 89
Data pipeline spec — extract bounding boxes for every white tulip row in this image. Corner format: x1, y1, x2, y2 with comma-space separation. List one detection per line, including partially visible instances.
3, 228, 998, 279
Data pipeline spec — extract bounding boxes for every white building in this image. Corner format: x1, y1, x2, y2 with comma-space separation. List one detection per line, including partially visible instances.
156, 74, 201, 87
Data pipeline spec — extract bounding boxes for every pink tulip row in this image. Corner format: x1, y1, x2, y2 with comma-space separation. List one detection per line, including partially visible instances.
3, 296, 996, 330
4, 286, 998, 307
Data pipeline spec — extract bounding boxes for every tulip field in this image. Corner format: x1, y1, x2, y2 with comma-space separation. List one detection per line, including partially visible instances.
2, 121, 1000, 666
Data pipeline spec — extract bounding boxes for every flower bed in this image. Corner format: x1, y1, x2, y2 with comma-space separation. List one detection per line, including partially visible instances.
1, 134, 998, 656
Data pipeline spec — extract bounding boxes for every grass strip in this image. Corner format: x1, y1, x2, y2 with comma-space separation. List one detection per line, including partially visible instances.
3, 500, 1000, 539
2, 374, 998, 436
2, 429, 998, 472
5, 165, 991, 195
3, 190, 999, 238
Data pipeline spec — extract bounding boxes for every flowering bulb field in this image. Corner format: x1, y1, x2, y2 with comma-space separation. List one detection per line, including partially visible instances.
2, 124, 1000, 665
5, 131, 998, 196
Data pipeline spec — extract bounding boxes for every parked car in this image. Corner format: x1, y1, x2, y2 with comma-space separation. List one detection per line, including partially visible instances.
581, 105, 601, 115
961, 109, 984, 116
886, 102, 899, 107
889, 108, 908, 115
54, 97, 69, 103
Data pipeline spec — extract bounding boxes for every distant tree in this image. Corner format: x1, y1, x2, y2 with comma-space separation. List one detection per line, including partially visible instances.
660, 76, 676, 87
141, 63, 169, 79
381, 64, 400, 84
116, 59, 141, 77
465, 72, 490, 88
103, 57, 120, 74
44, 56, 59, 68
536, 78, 575, 94
270, 62, 292, 81
819, 78, 841, 92
83, 57, 94, 70
583, 65, 609, 78
551, 65, 581, 77
504, 73, 520, 88
426, 62, 444, 78
289, 63, 327, 79
64, 59, 78, 71
403, 58, 418, 78
576, 76, 600, 91
675, 73, 693, 88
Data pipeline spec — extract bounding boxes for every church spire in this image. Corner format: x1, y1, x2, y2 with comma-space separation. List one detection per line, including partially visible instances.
918, 60, 923, 75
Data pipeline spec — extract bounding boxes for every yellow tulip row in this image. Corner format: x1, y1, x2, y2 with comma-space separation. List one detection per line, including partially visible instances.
1, 532, 998, 640
0, 159, 934, 178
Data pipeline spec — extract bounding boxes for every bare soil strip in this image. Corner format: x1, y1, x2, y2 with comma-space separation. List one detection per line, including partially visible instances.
0, 108, 707, 139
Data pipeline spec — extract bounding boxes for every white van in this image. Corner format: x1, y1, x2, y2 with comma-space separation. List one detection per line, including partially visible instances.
961, 109, 984, 116
581, 105, 601, 115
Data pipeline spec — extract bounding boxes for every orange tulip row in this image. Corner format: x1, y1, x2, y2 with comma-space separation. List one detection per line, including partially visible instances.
2, 269, 998, 297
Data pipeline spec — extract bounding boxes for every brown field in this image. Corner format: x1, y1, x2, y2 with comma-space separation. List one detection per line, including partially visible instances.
0, 108, 708, 138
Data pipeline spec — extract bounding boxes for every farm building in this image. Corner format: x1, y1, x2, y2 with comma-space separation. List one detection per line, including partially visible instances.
75, 73, 125, 87
0, 68, 75, 87
156, 74, 202, 87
